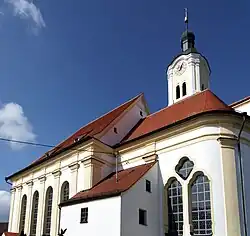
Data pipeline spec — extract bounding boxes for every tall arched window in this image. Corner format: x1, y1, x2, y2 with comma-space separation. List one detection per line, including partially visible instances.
30, 191, 39, 236
61, 181, 69, 203
190, 173, 212, 235
43, 187, 53, 236
19, 195, 27, 232
176, 85, 180, 99
167, 179, 183, 236
182, 82, 187, 96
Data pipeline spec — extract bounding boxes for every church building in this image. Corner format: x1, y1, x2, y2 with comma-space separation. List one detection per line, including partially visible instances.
4, 12, 250, 236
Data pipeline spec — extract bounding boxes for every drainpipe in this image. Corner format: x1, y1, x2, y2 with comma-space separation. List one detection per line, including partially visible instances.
5, 177, 12, 186
58, 205, 61, 235
237, 112, 247, 236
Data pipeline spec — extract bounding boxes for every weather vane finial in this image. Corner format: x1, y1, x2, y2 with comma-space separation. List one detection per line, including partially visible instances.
184, 8, 188, 31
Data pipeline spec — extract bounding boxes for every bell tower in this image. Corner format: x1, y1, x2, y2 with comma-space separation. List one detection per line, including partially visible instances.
167, 9, 211, 106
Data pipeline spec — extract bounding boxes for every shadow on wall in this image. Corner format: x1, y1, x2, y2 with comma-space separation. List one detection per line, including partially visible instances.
0, 222, 8, 235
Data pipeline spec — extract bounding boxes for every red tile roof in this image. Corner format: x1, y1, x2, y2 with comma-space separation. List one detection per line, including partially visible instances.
34, 94, 142, 163
2, 233, 17, 236
61, 162, 156, 206
7, 94, 142, 179
122, 90, 233, 143
230, 96, 250, 108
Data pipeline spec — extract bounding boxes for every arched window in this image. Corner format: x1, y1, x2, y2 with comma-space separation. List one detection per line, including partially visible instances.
19, 195, 27, 232
30, 191, 39, 236
167, 179, 183, 236
61, 181, 69, 203
190, 173, 212, 235
182, 82, 187, 96
176, 85, 180, 99
43, 187, 53, 236
175, 157, 194, 180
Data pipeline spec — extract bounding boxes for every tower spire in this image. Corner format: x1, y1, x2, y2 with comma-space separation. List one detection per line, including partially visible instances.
184, 8, 188, 31
181, 8, 196, 52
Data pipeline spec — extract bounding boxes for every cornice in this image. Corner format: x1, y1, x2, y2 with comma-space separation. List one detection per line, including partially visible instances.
116, 112, 247, 154
68, 162, 80, 172
217, 136, 238, 149
38, 175, 46, 183
52, 169, 61, 178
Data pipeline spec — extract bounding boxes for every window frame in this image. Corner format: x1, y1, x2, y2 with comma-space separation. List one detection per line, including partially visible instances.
30, 191, 39, 236
176, 85, 181, 99
61, 181, 69, 203
146, 179, 151, 193
139, 209, 147, 226
182, 82, 187, 96
80, 207, 88, 224
189, 172, 213, 235
19, 194, 27, 233
43, 187, 53, 236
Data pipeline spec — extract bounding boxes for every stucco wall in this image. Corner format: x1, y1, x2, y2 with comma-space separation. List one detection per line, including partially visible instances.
121, 163, 160, 236
236, 141, 250, 236
119, 125, 229, 236
60, 196, 121, 236
233, 101, 250, 116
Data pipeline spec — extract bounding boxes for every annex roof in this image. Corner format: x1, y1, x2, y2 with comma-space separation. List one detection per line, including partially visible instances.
60, 161, 156, 206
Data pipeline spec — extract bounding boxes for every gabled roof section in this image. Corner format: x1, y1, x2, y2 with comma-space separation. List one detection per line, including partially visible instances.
230, 96, 250, 108
6, 94, 143, 180
60, 161, 156, 206
33, 93, 142, 163
122, 90, 233, 143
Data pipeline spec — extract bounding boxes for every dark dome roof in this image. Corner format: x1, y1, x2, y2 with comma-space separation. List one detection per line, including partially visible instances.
181, 30, 195, 41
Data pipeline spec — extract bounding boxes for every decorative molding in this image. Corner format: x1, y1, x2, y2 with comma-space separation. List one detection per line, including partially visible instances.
142, 154, 158, 163
38, 175, 46, 183
10, 188, 16, 193
16, 185, 23, 191
68, 162, 80, 172
217, 137, 238, 149
26, 181, 33, 187
81, 157, 104, 167
52, 169, 61, 178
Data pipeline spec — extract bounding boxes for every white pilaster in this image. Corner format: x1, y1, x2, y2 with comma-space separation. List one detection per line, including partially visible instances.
69, 163, 79, 197
25, 181, 33, 236
195, 62, 201, 91
8, 188, 16, 232
37, 175, 46, 236
167, 70, 174, 106
14, 185, 23, 232
182, 183, 191, 236
51, 169, 61, 236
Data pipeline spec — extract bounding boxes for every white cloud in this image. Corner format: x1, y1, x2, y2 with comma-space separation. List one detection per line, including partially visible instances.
0, 102, 36, 150
5, 0, 45, 30
0, 191, 10, 221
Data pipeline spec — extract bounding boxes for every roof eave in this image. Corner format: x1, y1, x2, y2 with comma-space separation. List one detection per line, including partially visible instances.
115, 109, 244, 148
59, 191, 122, 207
6, 136, 93, 181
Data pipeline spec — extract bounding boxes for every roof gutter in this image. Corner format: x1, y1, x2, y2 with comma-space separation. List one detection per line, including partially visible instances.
237, 112, 248, 236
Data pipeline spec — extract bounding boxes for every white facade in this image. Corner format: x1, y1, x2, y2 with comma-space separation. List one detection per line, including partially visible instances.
231, 98, 250, 116
60, 197, 121, 236
167, 53, 210, 105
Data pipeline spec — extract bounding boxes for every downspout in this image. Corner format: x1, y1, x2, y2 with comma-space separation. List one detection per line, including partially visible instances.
58, 205, 61, 235
237, 112, 247, 236
5, 177, 12, 186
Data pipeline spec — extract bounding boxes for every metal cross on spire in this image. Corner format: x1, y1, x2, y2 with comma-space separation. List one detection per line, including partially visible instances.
184, 8, 189, 31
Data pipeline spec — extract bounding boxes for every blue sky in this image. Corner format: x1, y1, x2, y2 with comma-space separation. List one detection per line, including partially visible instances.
0, 0, 249, 221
